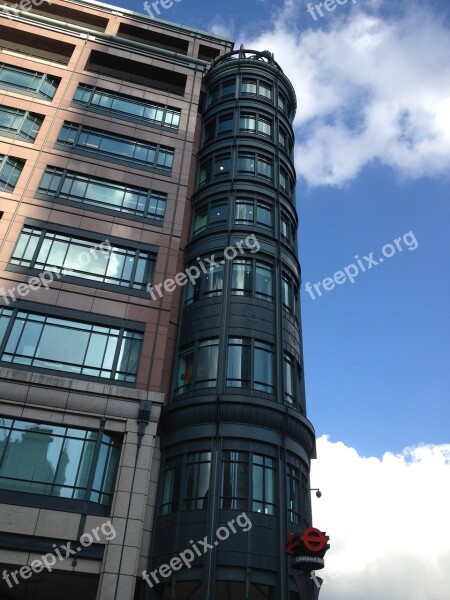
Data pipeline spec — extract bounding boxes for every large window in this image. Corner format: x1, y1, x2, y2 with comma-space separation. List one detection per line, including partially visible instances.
221, 451, 276, 514
280, 212, 296, 247
281, 274, 299, 314
0, 154, 24, 191
0, 63, 60, 99
239, 113, 272, 137
0, 106, 43, 142
0, 309, 143, 382
287, 464, 307, 525
235, 198, 273, 231
185, 263, 224, 304
231, 259, 273, 301
226, 338, 274, 393
185, 452, 211, 510
198, 154, 231, 186
193, 201, 228, 235
0, 418, 120, 506
175, 338, 219, 394
73, 84, 180, 130
207, 77, 236, 106
11, 225, 156, 291
241, 78, 273, 100
237, 152, 273, 181
38, 167, 166, 222
57, 122, 174, 172
160, 452, 211, 514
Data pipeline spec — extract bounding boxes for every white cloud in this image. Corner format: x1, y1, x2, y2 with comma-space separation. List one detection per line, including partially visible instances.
244, 4, 450, 186
310, 436, 450, 599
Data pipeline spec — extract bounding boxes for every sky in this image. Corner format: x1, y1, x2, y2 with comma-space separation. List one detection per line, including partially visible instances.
99, 0, 449, 596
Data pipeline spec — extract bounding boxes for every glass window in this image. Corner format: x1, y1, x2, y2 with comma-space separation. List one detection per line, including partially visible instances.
210, 203, 228, 226
256, 202, 273, 229
73, 84, 181, 130
226, 338, 251, 389
258, 118, 272, 137
175, 339, 219, 394
185, 452, 211, 510
57, 122, 174, 172
227, 338, 273, 392
208, 85, 219, 106
218, 114, 233, 135
0, 155, 24, 191
232, 259, 253, 296
214, 154, 231, 176
0, 418, 120, 505
185, 263, 224, 304
239, 114, 256, 132
194, 208, 208, 234
284, 354, 295, 404
282, 274, 298, 313
0, 63, 59, 99
221, 451, 249, 510
0, 106, 43, 142
38, 167, 166, 222
193, 201, 227, 236
257, 157, 273, 179
242, 79, 257, 95
255, 263, 273, 300
278, 92, 287, 112
204, 119, 215, 142
221, 78, 236, 98
1, 310, 143, 382
161, 456, 182, 515
252, 454, 275, 514
199, 161, 212, 186
235, 199, 273, 231
259, 82, 273, 100
287, 464, 307, 524
237, 153, 255, 174
10, 226, 156, 291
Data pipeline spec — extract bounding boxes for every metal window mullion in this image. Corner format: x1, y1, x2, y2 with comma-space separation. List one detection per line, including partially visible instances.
49, 432, 66, 497
72, 435, 89, 499
110, 328, 123, 379
83, 418, 106, 505
0, 421, 14, 472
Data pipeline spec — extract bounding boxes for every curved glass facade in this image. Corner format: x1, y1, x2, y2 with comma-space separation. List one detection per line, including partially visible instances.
147, 49, 316, 600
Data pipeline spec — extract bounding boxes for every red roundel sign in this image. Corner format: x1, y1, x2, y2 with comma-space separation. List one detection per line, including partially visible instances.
300, 527, 328, 552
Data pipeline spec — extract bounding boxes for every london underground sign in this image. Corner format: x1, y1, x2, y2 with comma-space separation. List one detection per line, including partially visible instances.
300, 528, 328, 552
284, 527, 330, 572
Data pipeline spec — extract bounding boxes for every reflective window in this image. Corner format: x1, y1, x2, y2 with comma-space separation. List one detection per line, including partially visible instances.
161, 456, 182, 515
235, 198, 273, 230
38, 167, 167, 221
287, 464, 307, 524
0, 310, 143, 382
0, 419, 120, 505
231, 259, 273, 301
193, 201, 228, 235
0, 154, 24, 191
221, 451, 276, 514
221, 451, 249, 510
0, 63, 60, 99
237, 152, 273, 181
281, 213, 296, 246
57, 122, 174, 172
185, 452, 211, 510
0, 106, 43, 142
175, 338, 219, 394
282, 274, 298, 313
241, 78, 257, 95
73, 84, 180, 129
10, 225, 156, 290
198, 154, 231, 186
284, 354, 295, 404
217, 114, 233, 135
226, 338, 274, 393
239, 112, 272, 137
221, 78, 236, 98
241, 79, 273, 100
185, 263, 224, 304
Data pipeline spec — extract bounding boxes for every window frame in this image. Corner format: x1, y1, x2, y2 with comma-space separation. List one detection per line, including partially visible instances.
0, 105, 44, 142
226, 337, 274, 394
0, 154, 24, 191
0, 63, 60, 100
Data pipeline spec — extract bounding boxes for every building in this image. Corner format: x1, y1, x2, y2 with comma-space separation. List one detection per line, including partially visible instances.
0, 2, 320, 600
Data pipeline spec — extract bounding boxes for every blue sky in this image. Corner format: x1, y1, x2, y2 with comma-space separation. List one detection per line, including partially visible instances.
103, 0, 450, 597
118, 0, 450, 458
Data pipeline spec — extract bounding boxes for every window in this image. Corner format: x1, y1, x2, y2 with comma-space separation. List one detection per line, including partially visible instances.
161, 456, 182, 515
37, 167, 166, 222
185, 452, 211, 510
237, 152, 273, 181
57, 122, 174, 172
287, 464, 307, 524
222, 78, 236, 98
0, 418, 120, 506
10, 226, 155, 290
218, 114, 233, 135
221, 451, 276, 514
0, 63, 60, 99
193, 201, 228, 235
0, 154, 24, 191
239, 113, 272, 137
241, 78, 257, 95
175, 338, 219, 394
185, 263, 224, 304
241, 79, 273, 100
278, 92, 287, 113
282, 274, 298, 313
221, 451, 249, 510
284, 354, 295, 404
0, 106, 43, 142
0, 310, 143, 382
231, 259, 273, 301
198, 154, 231, 187
281, 213, 296, 246
226, 338, 274, 393
252, 454, 275, 514
235, 198, 273, 231
73, 84, 180, 130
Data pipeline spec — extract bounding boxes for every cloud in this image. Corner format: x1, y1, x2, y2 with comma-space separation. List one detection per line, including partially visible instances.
310, 436, 450, 599
244, 3, 450, 186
